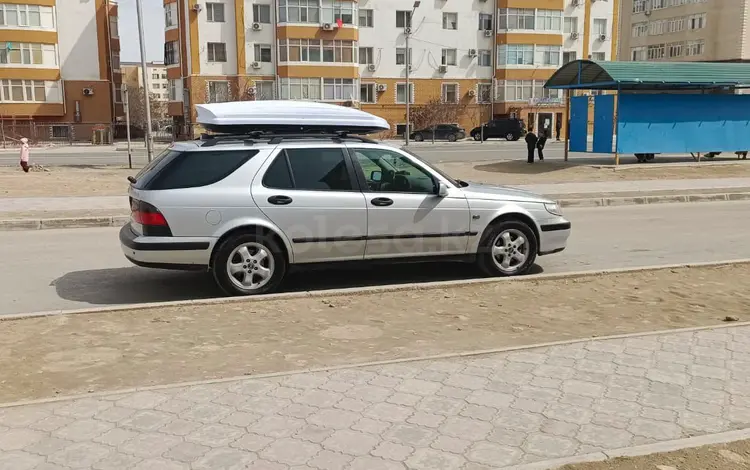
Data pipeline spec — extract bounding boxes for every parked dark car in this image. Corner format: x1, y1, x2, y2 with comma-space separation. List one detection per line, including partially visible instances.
410, 124, 466, 142
470, 118, 526, 141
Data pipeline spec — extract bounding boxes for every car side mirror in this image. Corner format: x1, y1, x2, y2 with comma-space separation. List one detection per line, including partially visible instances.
370, 170, 382, 182
436, 182, 449, 197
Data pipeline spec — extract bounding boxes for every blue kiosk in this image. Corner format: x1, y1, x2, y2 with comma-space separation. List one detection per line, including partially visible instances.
544, 60, 750, 165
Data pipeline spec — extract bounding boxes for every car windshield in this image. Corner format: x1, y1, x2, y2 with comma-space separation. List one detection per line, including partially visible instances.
400, 148, 464, 188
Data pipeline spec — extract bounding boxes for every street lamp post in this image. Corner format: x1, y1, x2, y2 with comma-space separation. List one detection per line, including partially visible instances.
134, 0, 153, 162
404, 0, 420, 147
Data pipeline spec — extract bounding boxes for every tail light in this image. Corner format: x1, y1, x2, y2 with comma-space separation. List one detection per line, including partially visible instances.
130, 198, 172, 236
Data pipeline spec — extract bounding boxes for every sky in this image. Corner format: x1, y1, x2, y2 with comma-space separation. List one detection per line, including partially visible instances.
118, 0, 165, 63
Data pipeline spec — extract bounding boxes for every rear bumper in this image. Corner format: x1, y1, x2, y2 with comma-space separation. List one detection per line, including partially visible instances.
538, 221, 571, 256
119, 223, 214, 270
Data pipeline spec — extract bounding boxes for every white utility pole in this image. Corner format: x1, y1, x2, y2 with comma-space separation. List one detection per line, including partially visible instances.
135, 0, 153, 162
404, 1, 420, 146
123, 85, 133, 169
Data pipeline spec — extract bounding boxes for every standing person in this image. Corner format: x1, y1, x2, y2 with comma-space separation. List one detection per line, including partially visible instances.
555, 119, 562, 141
525, 128, 538, 164
19, 137, 30, 173
536, 129, 547, 161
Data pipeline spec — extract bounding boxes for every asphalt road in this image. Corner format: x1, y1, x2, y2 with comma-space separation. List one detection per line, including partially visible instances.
1, 201, 748, 316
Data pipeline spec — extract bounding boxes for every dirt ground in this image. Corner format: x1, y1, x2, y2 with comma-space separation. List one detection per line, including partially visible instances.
1, 264, 748, 404
563, 438, 750, 470
2, 162, 750, 198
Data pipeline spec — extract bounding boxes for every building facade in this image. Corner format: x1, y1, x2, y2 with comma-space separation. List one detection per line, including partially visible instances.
164, 0, 618, 138
121, 61, 170, 101
618, 0, 750, 64
0, 0, 123, 141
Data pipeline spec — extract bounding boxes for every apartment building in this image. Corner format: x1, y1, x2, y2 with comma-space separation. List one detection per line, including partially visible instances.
163, 0, 617, 137
619, 0, 750, 63
121, 61, 170, 101
0, 0, 123, 140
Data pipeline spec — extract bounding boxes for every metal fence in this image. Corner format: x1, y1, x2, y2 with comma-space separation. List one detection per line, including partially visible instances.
0, 120, 114, 147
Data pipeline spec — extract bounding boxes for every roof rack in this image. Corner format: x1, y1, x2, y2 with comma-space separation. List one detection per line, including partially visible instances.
198, 132, 377, 147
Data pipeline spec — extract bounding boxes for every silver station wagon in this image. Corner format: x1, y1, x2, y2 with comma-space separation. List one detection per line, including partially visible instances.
120, 101, 571, 295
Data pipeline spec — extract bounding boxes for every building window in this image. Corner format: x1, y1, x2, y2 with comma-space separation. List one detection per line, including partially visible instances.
358, 8, 373, 27
686, 40, 704, 56
253, 4, 271, 23
207, 42, 227, 62
668, 17, 685, 33
442, 12, 458, 30
632, 22, 648, 37
631, 47, 647, 61
0, 42, 53, 65
278, 39, 356, 63
536, 9, 562, 31
396, 10, 411, 28
279, 77, 321, 100
322, 0, 355, 25
255, 80, 275, 100
537, 45, 561, 66
360, 83, 376, 103
667, 42, 683, 58
109, 16, 118, 37
152, 72, 160, 80
478, 49, 491, 67
278, 0, 319, 23
647, 44, 666, 60
207, 81, 230, 102
593, 18, 608, 37
498, 8, 535, 31
396, 83, 413, 104
688, 13, 706, 30
497, 80, 533, 102
164, 41, 180, 65
633, 0, 646, 12
254, 44, 272, 62
563, 17, 577, 34
442, 83, 458, 103
164, 3, 177, 27
0, 4, 55, 28
0, 79, 60, 103
591, 52, 606, 61
152, 83, 160, 90
206, 3, 225, 22
441, 49, 457, 66
112, 52, 121, 70
168, 79, 178, 101
323, 78, 357, 101
395, 47, 411, 65
478, 13, 492, 31
498, 44, 534, 65
477, 83, 492, 103
649, 20, 666, 35
563, 51, 577, 63
359, 47, 374, 65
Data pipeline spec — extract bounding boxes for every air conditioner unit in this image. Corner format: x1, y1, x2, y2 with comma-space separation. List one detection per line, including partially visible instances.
376, 84, 387, 92
467, 89, 476, 97
484, 30, 493, 37
322, 23, 335, 31
247, 87, 257, 94
192, 3, 202, 12
251, 61, 261, 69
468, 49, 477, 57
367, 64, 376, 72
82, 87, 94, 96
404, 27, 412, 35
438, 65, 447, 73
571, 0, 582, 5
570, 32, 579, 39
252, 22, 262, 31
599, 34, 607, 41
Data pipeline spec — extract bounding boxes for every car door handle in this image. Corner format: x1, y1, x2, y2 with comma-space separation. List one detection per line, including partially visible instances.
268, 195, 293, 205
370, 197, 394, 207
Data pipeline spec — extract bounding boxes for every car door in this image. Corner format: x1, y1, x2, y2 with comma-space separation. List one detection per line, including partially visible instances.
252, 145, 368, 264
435, 125, 449, 140
348, 145, 471, 259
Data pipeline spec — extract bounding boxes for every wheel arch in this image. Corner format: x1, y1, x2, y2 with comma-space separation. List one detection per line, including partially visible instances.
210, 222, 293, 269
479, 210, 541, 249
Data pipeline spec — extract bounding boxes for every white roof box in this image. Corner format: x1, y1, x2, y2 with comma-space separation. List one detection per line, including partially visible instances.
196, 100, 390, 135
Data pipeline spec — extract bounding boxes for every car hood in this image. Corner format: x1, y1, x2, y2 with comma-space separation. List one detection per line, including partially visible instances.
461, 182, 552, 203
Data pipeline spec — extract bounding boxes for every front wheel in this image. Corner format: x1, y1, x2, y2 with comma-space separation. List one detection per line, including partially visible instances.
212, 232, 287, 296
505, 133, 515, 141
413, 133, 424, 142
477, 220, 538, 277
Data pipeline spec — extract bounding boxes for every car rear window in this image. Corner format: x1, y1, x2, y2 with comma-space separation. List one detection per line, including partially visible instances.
133, 149, 258, 190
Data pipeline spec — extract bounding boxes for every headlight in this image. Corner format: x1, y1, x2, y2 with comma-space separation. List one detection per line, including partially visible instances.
545, 203, 563, 216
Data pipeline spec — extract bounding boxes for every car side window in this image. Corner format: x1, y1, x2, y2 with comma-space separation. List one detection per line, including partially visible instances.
263, 148, 354, 191
353, 148, 436, 194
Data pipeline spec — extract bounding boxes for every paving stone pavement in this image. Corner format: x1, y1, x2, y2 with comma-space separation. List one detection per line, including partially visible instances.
3, 325, 750, 470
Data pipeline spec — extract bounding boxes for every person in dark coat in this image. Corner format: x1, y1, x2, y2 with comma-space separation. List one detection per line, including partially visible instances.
525, 128, 538, 164
536, 129, 547, 161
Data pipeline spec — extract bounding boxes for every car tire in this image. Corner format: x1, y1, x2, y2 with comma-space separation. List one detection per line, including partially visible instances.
212, 232, 287, 296
476, 220, 538, 277
473, 133, 482, 141
413, 133, 424, 142
447, 134, 457, 142
505, 133, 515, 141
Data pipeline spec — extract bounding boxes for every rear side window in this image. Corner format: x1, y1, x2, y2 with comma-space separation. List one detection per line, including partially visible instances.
263, 148, 354, 191
136, 149, 258, 190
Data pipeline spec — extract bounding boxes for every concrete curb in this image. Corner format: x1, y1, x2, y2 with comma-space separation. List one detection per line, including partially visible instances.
508, 428, 750, 469
1, 192, 749, 232
3, 258, 750, 324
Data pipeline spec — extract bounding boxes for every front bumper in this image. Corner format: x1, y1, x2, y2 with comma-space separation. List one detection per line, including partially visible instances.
119, 223, 213, 271
538, 220, 571, 256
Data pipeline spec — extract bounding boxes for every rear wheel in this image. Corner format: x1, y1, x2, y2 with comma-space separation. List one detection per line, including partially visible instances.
505, 132, 515, 141
413, 133, 424, 142
447, 133, 457, 142
473, 133, 482, 141
477, 220, 538, 277
212, 232, 287, 296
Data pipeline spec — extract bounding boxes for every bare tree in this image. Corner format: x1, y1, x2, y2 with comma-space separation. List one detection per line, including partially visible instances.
408, 98, 469, 130
126, 87, 166, 130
